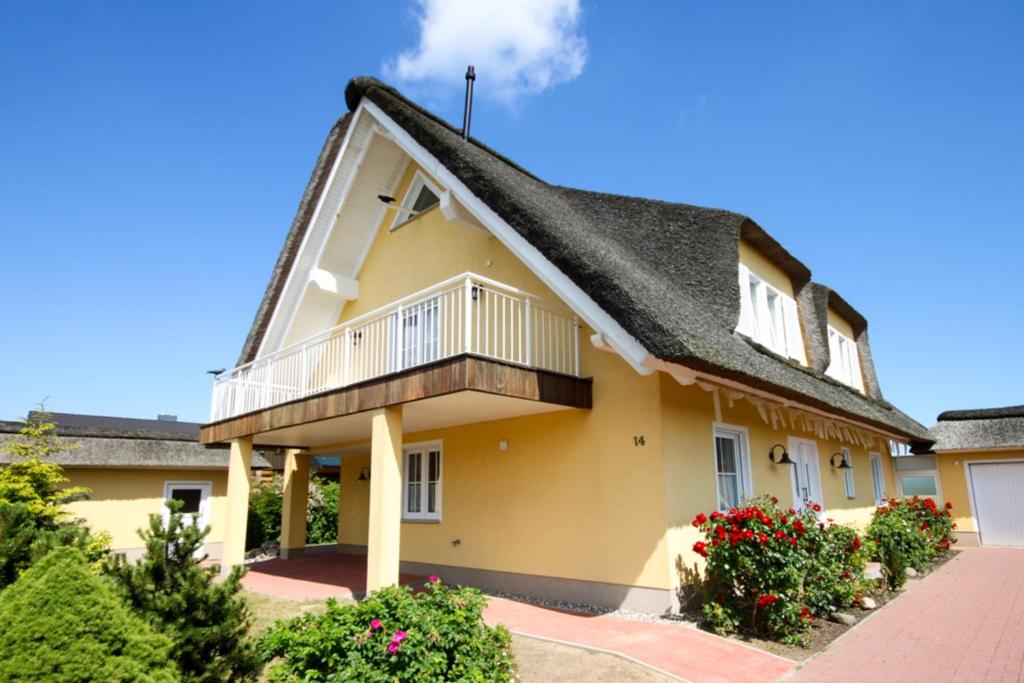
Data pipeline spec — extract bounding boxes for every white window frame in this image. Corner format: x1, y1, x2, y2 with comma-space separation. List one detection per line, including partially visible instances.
402, 440, 443, 521
737, 265, 805, 363
712, 423, 753, 512
162, 480, 213, 534
841, 447, 856, 499
825, 326, 864, 391
390, 170, 442, 230
869, 452, 886, 506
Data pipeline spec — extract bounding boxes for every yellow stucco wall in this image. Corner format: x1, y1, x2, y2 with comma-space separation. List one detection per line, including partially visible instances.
62, 469, 228, 552
660, 375, 896, 591
936, 449, 1024, 536
738, 240, 795, 299
336, 163, 557, 328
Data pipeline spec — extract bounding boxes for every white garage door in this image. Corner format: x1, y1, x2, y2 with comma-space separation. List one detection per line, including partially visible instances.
968, 462, 1024, 547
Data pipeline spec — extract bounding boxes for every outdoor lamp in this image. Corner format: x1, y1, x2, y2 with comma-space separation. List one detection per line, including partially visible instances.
356, 467, 371, 482
769, 444, 794, 465
830, 452, 853, 470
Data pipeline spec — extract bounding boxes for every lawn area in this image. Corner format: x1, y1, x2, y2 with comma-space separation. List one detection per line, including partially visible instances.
243, 590, 676, 682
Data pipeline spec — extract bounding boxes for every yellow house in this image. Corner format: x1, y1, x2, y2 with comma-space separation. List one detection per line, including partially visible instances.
0, 412, 269, 560
199, 77, 931, 612
928, 406, 1024, 547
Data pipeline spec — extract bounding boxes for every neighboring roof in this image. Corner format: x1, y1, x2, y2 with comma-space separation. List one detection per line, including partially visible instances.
234, 76, 930, 443
930, 406, 1024, 452
0, 413, 271, 469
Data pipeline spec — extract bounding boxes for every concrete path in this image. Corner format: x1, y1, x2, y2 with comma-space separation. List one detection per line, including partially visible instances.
484, 597, 795, 683
789, 548, 1024, 683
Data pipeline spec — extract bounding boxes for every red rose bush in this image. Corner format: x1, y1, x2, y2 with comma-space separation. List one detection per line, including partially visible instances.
691, 496, 866, 644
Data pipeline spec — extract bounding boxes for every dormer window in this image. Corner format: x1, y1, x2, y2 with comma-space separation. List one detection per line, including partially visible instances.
737, 265, 806, 363
825, 326, 864, 391
391, 172, 441, 229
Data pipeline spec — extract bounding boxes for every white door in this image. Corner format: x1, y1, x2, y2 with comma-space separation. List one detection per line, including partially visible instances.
968, 462, 1024, 547
788, 438, 824, 512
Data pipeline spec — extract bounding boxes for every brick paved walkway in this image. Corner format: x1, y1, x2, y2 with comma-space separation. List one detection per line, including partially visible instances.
789, 548, 1024, 683
485, 597, 795, 683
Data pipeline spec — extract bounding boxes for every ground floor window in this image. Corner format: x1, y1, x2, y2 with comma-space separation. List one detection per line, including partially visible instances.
842, 447, 856, 499
163, 481, 212, 529
403, 442, 442, 521
869, 452, 885, 505
714, 425, 752, 512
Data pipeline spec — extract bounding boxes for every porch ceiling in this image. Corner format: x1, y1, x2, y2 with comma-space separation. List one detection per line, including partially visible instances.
200, 355, 591, 449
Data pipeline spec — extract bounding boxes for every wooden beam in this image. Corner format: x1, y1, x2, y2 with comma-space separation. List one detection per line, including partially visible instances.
309, 268, 359, 299
199, 355, 591, 444
439, 191, 489, 237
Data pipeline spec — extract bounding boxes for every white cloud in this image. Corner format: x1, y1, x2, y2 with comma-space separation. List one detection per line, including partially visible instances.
384, 0, 587, 103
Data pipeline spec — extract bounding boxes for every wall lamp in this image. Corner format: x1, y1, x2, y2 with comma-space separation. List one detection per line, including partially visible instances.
356, 467, 371, 482
830, 452, 853, 470
769, 444, 794, 466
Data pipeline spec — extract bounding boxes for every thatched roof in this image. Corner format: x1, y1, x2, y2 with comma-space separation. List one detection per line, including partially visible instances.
930, 406, 1024, 452
0, 413, 271, 470
233, 76, 930, 443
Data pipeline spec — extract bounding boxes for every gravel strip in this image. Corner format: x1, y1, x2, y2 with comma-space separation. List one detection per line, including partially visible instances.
482, 590, 701, 629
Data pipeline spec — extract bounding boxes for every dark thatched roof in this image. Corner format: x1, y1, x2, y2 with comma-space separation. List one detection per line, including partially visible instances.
929, 406, 1024, 452
0, 413, 271, 470
230, 76, 930, 442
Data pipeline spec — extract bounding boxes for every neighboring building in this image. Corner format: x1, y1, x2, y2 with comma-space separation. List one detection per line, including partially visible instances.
0, 412, 270, 560
929, 406, 1024, 547
199, 77, 931, 612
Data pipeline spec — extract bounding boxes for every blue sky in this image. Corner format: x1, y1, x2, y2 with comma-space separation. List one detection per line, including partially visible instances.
1, 1, 1021, 426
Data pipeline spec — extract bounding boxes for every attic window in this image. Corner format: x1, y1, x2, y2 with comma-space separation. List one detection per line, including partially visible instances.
391, 172, 441, 229
736, 265, 805, 363
825, 326, 864, 391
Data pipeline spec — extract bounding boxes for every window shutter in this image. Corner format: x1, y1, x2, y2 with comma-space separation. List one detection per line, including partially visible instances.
737, 265, 755, 337
826, 329, 842, 379
781, 295, 807, 364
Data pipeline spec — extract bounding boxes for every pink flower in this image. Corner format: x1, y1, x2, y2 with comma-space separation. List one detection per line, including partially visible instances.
387, 642, 400, 655
392, 630, 408, 643
370, 619, 382, 631
428, 575, 440, 583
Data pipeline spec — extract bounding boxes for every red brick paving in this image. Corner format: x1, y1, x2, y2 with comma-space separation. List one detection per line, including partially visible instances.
484, 596, 795, 683
790, 548, 1024, 683
241, 547, 425, 601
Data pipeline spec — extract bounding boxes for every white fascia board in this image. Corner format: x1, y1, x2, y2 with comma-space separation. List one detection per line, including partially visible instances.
255, 104, 368, 359
361, 100, 653, 376
309, 268, 359, 299
644, 355, 910, 442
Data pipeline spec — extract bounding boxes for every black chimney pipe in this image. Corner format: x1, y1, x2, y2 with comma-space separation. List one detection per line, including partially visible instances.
461, 65, 475, 140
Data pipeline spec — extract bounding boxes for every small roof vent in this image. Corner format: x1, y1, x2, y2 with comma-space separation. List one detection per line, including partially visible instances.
157, 414, 178, 422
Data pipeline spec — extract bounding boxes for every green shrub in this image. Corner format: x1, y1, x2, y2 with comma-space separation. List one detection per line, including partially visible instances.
260, 577, 516, 682
691, 496, 866, 644
866, 496, 954, 590
105, 501, 261, 682
247, 477, 283, 550
0, 546, 177, 682
247, 475, 340, 550
306, 476, 340, 544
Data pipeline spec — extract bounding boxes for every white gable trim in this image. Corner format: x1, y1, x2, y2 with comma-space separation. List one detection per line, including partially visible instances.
255, 105, 367, 359
360, 100, 653, 375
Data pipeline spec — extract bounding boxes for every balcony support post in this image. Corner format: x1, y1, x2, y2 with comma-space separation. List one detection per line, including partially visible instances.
574, 318, 580, 376
280, 448, 310, 559
525, 298, 532, 367
221, 436, 253, 572
366, 405, 403, 592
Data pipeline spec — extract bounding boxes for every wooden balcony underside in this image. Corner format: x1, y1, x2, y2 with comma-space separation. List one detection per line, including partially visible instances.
199, 355, 592, 445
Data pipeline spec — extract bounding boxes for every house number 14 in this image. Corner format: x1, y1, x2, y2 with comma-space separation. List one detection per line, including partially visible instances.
633, 435, 646, 446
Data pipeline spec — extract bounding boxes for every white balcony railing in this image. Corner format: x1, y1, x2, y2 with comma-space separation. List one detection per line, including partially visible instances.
210, 273, 581, 422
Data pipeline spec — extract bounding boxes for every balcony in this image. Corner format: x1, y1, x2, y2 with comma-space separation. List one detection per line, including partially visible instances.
209, 273, 583, 424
